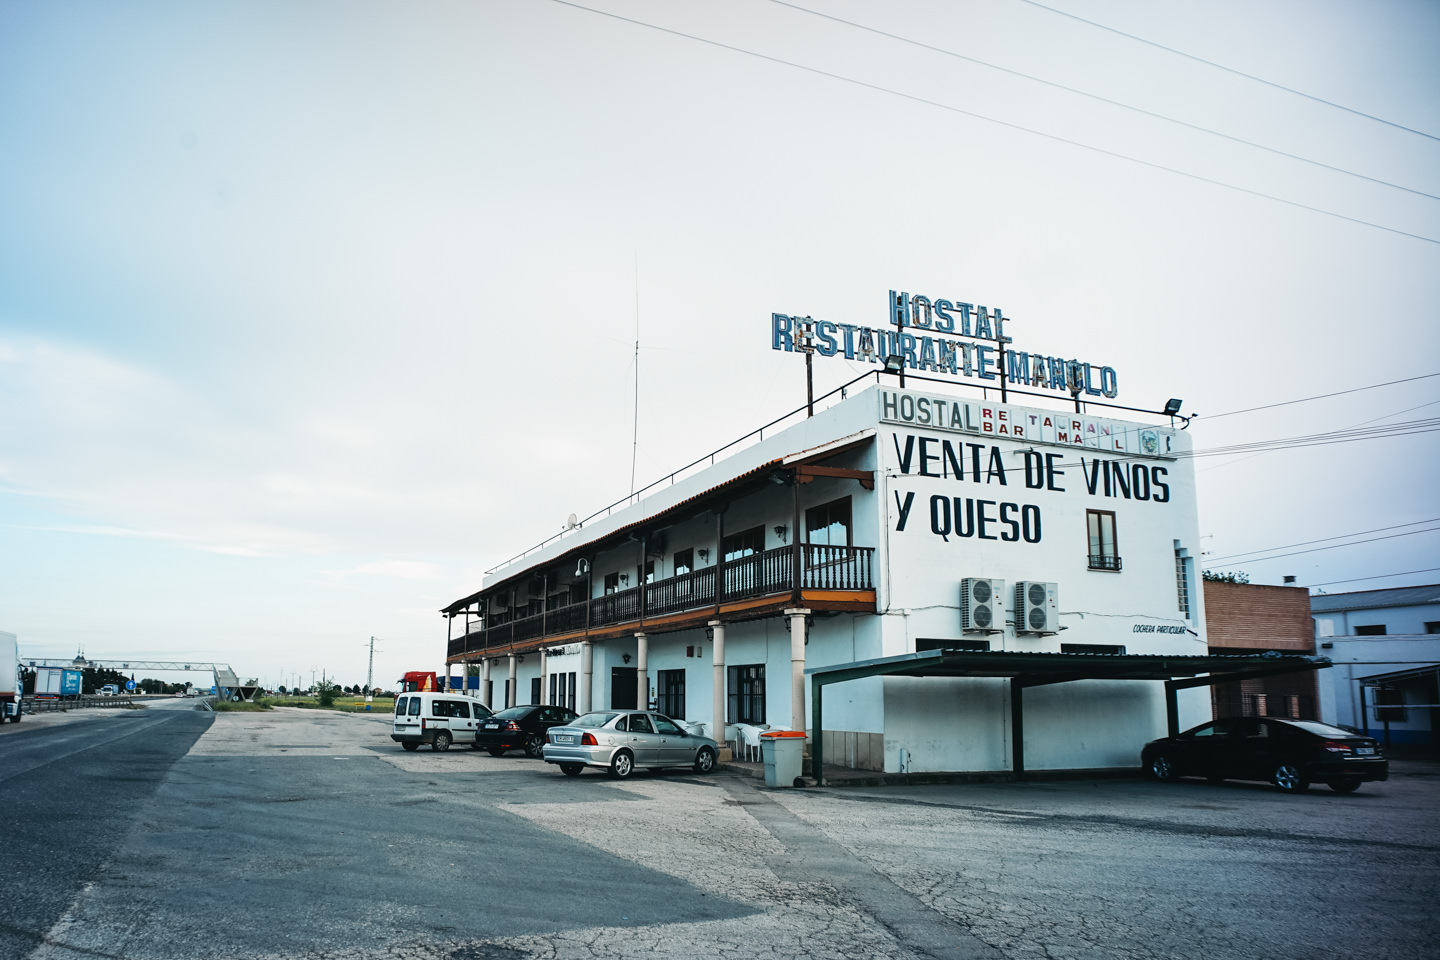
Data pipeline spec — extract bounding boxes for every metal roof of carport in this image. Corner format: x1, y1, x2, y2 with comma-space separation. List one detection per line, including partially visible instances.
805, 648, 1332, 785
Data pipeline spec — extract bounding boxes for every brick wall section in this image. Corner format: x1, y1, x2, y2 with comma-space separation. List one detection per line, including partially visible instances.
1203, 581, 1315, 652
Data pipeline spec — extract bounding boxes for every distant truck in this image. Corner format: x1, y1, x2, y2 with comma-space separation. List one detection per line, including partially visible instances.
35, 667, 82, 699
399, 671, 439, 693
99, 684, 120, 696
1, 631, 19, 722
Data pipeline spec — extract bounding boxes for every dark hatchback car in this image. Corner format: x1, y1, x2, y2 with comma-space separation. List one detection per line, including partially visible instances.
1142, 717, 1388, 793
476, 704, 580, 757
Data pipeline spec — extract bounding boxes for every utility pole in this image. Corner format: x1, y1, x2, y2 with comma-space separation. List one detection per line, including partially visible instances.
798, 316, 816, 417
367, 637, 376, 692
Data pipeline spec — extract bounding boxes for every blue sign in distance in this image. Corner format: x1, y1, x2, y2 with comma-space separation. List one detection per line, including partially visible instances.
126, 680, 136, 690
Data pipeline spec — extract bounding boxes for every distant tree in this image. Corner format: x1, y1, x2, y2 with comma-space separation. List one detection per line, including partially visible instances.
1202, 570, 1250, 584
277, 685, 288, 695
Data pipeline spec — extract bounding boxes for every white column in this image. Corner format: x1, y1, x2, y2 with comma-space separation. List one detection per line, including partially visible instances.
539, 648, 549, 705
580, 641, 593, 714
710, 620, 726, 752
481, 658, 492, 707
507, 654, 517, 708
786, 608, 810, 735
635, 632, 649, 711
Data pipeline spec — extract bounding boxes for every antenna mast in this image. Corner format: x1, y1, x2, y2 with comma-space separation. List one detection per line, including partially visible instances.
630, 253, 640, 497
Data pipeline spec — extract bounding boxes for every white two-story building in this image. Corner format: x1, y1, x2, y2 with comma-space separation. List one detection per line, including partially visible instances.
441, 382, 1320, 780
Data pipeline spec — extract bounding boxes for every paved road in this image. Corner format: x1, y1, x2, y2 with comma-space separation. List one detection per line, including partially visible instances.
2, 706, 1436, 960
0, 701, 213, 960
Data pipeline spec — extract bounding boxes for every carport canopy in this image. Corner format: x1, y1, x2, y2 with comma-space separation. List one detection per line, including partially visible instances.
806, 648, 1331, 785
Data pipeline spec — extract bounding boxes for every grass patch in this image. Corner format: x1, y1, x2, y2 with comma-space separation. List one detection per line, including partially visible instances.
255, 696, 396, 714
210, 699, 273, 712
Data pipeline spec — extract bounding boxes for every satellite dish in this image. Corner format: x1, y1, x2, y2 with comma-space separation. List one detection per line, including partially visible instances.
565, 513, 578, 530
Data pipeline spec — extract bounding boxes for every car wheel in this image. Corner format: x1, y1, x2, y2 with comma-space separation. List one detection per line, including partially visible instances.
1328, 778, 1363, 794
694, 747, 717, 775
610, 749, 635, 779
560, 763, 584, 777
524, 734, 546, 758
486, 746, 507, 757
401, 741, 419, 752
1149, 755, 1177, 781
431, 731, 452, 752
1272, 761, 1308, 793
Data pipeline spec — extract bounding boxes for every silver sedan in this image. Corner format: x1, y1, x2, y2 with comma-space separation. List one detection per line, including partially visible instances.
542, 711, 719, 778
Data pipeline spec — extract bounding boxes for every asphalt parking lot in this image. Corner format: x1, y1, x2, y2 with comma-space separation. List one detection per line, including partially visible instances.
7, 706, 1437, 960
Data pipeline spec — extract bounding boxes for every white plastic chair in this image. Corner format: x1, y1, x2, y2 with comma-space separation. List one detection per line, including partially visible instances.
735, 723, 768, 762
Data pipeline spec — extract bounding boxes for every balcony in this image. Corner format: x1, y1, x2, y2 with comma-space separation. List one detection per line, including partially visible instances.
447, 543, 875, 659
1088, 554, 1123, 572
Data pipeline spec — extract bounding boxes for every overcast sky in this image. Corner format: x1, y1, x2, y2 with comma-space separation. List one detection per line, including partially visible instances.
2, 0, 1437, 690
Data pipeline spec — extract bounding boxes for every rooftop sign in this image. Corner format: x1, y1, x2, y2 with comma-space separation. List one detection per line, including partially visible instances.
771, 290, 1120, 399
877, 389, 1175, 457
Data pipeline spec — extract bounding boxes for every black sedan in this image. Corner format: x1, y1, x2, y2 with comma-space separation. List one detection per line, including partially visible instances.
1142, 717, 1388, 793
476, 704, 579, 758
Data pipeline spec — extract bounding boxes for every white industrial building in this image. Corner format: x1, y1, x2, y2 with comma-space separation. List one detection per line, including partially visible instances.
441, 382, 1319, 780
1312, 585, 1440, 749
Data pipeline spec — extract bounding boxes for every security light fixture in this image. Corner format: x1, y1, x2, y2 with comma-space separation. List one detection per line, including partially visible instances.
575, 558, 589, 577
1163, 398, 1183, 415
622, 654, 632, 664
697, 548, 709, 562
882, 354, 905, 376
619, 573, 630, 586
774, 524, 787, 542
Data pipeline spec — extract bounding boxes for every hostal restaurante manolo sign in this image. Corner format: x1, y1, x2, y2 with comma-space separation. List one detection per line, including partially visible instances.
771, 289, 1120, 399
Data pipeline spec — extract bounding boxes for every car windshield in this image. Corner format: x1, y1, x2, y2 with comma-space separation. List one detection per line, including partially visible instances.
571, 712, 619, 728
1284, 720, 1364, 738
493, 706, 532, 720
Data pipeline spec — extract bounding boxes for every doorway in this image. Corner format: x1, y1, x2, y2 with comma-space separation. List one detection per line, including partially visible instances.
611, 667, 638, 709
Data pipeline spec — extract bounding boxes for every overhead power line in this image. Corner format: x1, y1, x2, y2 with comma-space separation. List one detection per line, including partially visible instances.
1185, 418, 1440, 459
1202, 372, 1440, 419
1307, 568, 1440, 588
771, 1, 1440, 201
1205, 526, 1440, 568
1016, 0, 1440, 143
548, 0, 1440, 246
1206, 519, 1440, 564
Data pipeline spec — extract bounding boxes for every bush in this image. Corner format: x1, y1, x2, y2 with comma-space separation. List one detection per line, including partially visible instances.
316, 682, 338, 708
1202, 570, 1250, 584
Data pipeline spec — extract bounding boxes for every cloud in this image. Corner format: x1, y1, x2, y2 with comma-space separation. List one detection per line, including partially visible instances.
321, 560, 446, 583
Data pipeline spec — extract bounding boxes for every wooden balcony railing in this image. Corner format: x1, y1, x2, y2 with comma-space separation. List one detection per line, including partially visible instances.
446, 543, 875, 658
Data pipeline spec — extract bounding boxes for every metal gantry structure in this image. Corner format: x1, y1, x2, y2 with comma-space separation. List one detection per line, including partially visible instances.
21, 658, 260, 702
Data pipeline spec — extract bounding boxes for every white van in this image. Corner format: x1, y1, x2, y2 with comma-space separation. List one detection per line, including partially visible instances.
391, 693, 493, 752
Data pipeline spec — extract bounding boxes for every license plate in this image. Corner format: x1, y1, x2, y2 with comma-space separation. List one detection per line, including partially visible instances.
1356, 746, 1376, 756
551, 734, 573, 744
484, 722, 499, 729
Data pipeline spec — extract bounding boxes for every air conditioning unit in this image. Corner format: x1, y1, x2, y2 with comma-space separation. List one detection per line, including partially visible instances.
960, 578, 1005, 633
1014, 581, 1059, 635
